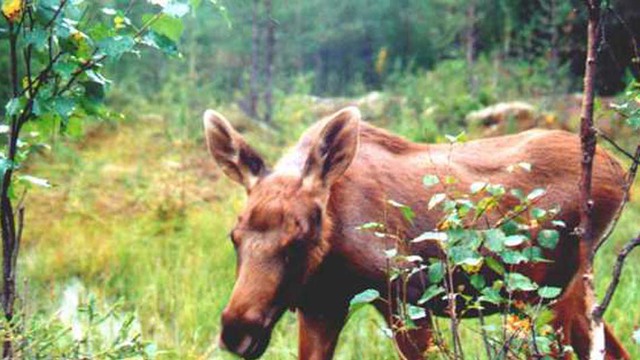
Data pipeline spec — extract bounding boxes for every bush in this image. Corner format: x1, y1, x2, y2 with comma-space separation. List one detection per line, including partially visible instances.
3, 280, 154, 359
351, 160, 570, 358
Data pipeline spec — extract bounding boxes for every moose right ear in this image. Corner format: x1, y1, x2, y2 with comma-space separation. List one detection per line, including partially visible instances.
203, 110, 267, 190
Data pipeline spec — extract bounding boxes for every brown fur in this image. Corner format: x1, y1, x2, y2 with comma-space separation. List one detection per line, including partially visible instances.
204, 107, 630, 360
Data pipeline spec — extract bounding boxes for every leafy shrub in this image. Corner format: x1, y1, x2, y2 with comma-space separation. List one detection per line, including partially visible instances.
351, 158, 571, 358
3, 280, 154, 359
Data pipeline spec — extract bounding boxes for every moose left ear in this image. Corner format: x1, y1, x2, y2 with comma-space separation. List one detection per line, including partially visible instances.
303, 106, 361, 190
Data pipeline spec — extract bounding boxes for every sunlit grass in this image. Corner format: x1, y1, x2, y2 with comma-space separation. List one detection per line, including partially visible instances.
17, 117, 640, 359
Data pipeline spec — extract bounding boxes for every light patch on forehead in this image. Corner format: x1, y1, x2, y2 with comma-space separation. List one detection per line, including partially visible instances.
273, 150, 306, 177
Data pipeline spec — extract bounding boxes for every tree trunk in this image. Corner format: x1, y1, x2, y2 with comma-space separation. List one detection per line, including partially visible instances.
263, 0, 275, 123
2, 21, 22, 359
548, 0, 560, 91
577, 1, 603, 359
249, 0, 260, 118
466, 0, 477, 96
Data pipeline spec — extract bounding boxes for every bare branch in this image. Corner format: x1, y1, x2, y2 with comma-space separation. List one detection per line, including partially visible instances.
594, 142, 640, 254
596, 128, 640, 164
593, 234, 640, 318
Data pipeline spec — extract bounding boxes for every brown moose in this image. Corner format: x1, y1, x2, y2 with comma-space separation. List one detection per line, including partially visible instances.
203, 106, 630, 360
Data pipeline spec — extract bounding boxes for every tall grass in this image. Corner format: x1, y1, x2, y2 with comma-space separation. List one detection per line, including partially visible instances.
17, 100, 640, 359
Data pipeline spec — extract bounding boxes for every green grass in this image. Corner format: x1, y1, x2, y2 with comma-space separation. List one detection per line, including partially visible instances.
17, 116, 640, 359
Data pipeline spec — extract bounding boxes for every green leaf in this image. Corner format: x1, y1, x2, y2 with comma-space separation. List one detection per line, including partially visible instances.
505, 272, 538, 292
485, 257, 505, 275
388, 199, 415, 223
101, 8, 117, 16
483, 229, 505, 253
444, 175, 457, 185
501, 249, 528, 265
357, 222, 385, 231
0, 159, 13, 174
501, 220, 519, 235
538, 229, 559, 249
422, 174, 439, 188
428, 261, 445, 283
530, 207, 547, 220
384, 248, 397, 259
480, 287, 503, 305
537, 286, 562, 299
470, 274, 486, 290
141, 30, 179, 56
534, 336, 553, 354
86, 70, 110, 86
350, 289, 380, 306
53, 62, 77, 80
486, 184, 506, 197
98, 35, 136, 59
0, 159, 14, 189
407, 305, 426, 320
144, 13, 184, 42
418, 284, 445, 304
428, 193, 446, 210
450, 246, 482, 267
510, 188, 525, 200
523, 246, 549, 263
24, 28, 48, 52
349, 289, 379, 314
411, 231, 447, 243
470, 181, 486, 194
32, 98, 43, 116
538, 229, 560, 249
527, 188, 546, 201
53, 97, 76, 120
5, 98, 23, 117
18, 175, 51, 188
504, 234, 528, 247
445, 131, 466, 143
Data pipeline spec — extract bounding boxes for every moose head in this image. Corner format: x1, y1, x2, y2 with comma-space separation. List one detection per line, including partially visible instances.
203, 107, 360, 359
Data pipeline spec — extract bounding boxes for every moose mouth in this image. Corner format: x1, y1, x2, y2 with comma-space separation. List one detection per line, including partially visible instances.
221, 331, 271, 360
219, 307, 285, 359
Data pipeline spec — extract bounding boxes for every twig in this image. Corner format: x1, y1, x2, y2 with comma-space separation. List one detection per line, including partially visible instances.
594, 142, 640, 254
44, 0, 68, 29
55, 51, 106, 96
477, 307, 494, 360
605, 5, 640, 75
593, 234, 640, 319
595, 128, 640, 164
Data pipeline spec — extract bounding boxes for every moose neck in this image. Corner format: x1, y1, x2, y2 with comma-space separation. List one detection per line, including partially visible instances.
321, 125, 438, 286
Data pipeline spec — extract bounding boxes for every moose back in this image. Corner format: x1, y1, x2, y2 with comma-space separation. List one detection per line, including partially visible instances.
203, 107, 629, 360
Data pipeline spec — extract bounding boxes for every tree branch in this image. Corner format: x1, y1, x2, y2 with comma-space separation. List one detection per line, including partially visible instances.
593, 234, 640, 319
594, 142, 640, 254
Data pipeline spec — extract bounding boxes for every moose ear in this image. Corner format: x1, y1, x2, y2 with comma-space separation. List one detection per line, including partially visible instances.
303, 106, 360, 191
203, 109, 267, 190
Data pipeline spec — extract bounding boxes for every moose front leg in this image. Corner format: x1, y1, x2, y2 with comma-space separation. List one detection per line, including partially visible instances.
297, 308, 347, 360
375, 301, 433, 360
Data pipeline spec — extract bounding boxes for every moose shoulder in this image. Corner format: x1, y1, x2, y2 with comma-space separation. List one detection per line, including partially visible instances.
203, 107, 630, 360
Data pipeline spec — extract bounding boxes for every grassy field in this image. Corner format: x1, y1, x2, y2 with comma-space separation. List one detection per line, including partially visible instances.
17, 109, 640, 359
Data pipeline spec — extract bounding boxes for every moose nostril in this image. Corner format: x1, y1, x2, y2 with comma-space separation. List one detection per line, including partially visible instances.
243, 308, 265, 326
222, 307, 265, 328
